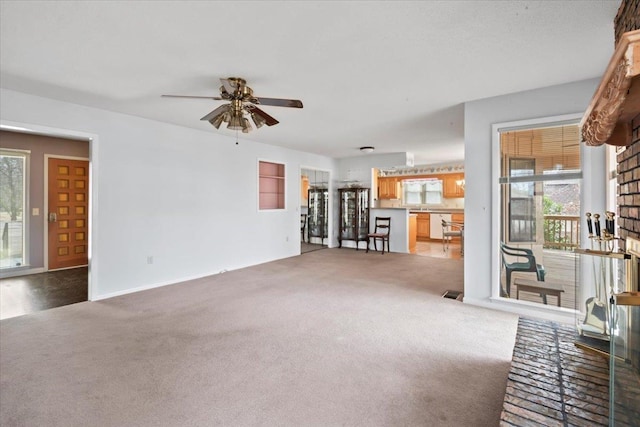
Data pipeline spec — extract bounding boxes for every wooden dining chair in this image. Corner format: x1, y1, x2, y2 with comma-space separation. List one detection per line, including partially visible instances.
366, 217, 391, 254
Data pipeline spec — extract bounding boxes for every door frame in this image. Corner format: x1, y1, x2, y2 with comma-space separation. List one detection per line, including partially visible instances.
0, 119, 99, 301
44, 154, 90, 272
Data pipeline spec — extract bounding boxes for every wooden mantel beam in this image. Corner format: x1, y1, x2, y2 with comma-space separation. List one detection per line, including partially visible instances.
581, 29, 640, 147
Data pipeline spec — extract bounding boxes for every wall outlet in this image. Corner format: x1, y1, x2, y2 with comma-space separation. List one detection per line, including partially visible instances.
286, 236, 289, 242
146, 256, 153, 264
32, 208, 39, 216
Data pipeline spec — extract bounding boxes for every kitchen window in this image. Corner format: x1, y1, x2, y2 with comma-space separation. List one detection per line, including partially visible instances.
403, 179, 442, 205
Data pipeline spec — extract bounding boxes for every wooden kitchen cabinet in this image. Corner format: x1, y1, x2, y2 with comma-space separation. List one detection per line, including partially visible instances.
451, 212, 464, 242
409, 215, 417, 253
301, 175, 309, 204
378, 177, 400, 199
416, 213, 430, 241
443, 173, 465, 198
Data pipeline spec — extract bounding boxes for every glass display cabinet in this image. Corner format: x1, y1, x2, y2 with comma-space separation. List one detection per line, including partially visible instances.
338, 188, 369, 249
307, 188, 328, 244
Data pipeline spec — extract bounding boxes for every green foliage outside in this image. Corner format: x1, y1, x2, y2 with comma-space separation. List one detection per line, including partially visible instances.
0, 156, 24, 221
543, 194, 569, 249
543, 195, 563, 215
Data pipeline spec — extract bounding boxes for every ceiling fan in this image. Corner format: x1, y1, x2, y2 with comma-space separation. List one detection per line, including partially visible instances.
162, 77, 303, 133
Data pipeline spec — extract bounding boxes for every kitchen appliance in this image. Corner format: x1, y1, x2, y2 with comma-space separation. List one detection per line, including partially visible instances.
430, 213, 451, 239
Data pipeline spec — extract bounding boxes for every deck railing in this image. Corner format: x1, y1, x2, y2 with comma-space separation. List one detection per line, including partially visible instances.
543, 215, 580, 250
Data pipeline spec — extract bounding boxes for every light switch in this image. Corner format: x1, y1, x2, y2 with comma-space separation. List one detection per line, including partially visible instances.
32, 208, 39, 216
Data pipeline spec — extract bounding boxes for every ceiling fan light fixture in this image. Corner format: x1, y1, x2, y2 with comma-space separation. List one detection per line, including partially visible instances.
242, 118, 252, 133
163, 77, 303, 133
210, 113, 226, 129
228, 113, 244, 131
360, 146, 375, 153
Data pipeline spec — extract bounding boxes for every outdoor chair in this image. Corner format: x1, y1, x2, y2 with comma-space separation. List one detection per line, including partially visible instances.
500, 242, 546, 297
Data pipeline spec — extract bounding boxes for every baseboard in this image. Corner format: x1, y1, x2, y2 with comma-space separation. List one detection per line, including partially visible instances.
92, 270, 224, 301
92, 253, 323, 302
0, 267, 46, 279
464, 296, 576, 325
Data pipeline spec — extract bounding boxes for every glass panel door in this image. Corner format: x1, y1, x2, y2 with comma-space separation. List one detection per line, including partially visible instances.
509, 159, 536, 242
0, 150, 27, 269
498, 124, 581, 308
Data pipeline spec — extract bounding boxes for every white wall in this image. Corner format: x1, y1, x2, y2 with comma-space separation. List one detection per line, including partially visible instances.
334, 153, 412, 248
1, 88, 336, 299
463, 78, 605, 322
337, 152, 411, 185
369, 208, 409, 253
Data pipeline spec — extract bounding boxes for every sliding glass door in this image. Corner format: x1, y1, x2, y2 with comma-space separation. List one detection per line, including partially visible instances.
498, 124, 581, 308
0, 149, 28, 269
508, 159, 536, 242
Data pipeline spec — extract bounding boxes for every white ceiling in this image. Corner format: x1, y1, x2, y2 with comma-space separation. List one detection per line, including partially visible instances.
0, 1, 620, 165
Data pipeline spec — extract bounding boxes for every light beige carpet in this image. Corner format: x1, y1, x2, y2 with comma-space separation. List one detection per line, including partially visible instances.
0, 248, 518, 426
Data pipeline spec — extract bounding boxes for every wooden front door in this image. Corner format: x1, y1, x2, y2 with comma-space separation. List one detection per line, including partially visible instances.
48, 158, 89, 270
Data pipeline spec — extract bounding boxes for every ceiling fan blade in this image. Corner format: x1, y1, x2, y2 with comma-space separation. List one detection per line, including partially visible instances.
250, 106, 279, 126
254, 97, 303, 108
162, 94, 223, 100
200, 104, 230, 122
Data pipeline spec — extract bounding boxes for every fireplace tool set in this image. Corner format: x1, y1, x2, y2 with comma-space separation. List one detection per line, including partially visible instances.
577, 211, 620, 341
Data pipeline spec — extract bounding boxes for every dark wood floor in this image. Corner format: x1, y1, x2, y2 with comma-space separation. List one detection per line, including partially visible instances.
0, 267, 88, 320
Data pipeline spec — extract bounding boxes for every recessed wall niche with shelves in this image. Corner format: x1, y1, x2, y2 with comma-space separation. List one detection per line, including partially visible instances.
259, 160, 285, 210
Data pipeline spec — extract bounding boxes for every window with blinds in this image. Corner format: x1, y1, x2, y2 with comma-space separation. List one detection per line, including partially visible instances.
498, 124, 582, 246
499, 125, 581, 176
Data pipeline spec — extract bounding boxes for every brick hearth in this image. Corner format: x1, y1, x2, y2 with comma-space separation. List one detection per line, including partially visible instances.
500, 317, 609, 426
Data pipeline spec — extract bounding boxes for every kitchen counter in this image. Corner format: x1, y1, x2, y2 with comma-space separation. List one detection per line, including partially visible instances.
409, 208, 464, 213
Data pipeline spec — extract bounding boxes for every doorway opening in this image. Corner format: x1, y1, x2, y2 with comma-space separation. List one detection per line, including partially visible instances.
301, 168, 330, 254
0, 130, 91, 320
